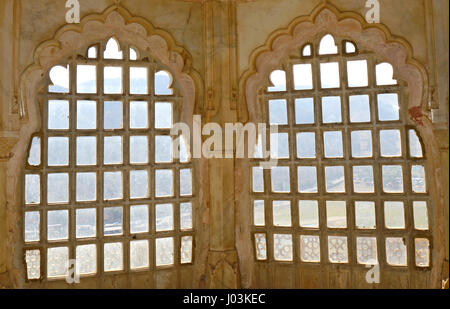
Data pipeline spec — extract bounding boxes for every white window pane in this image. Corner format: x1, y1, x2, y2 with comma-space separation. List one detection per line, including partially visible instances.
255, 233, 267, 260
408, 130, 423, 158
296, 132, 316, 158
155, 71, 173, 95
156, 203, 174, 231
411, 165, 426, 193
415, 238, 430, 267
130, 205, 149, 234
269, 99, 288, 125
380, 130, 402, 157
130, 240, 149, 269
130, 101, 148, 129
104, 66, 123, 94
271, 166, 290, 193
130, 136, 149, 164
25, 250, 40, 280
270, 133, 289, 159
252, 166, 264, 193
76, 136, 97, 166
155, 169, 173, 197
356, 237, 378, 265
104, 101, 123, 130
47, 173, 69, 204
326, 201, 347, 228
355, 201, 376, 229
47, 210, 68, 240
77, 100, 96, 130
28, 137, 41, 166
48, 137, 69, 166
25, 174, 40, 205
384, 201, 405, 229
49, 65, 69, 93
351, 130, 372, 158
180, 202, 193, 230
297, 166, 317, 193
104, 207, 123, 236
76, 208, 96, 238
295, 98, 315, 124
299, 200, 319, 228
156, 237, 174, 266
319, 34, 337, 55
273, 234, 293, 261
130, 67, 148, 94
48, 100, 69, 130
155, 102, 172, 129
268, 70, 286, 92
376, 63, 397, 86
293, 64, 313, 90
181, 236, 193, 264
76, 172, 96, 202
47, 247, 69, 278
321, 96, 342, 123
377, 93, 399, 121
104, 242, 123, 271
180, 168, 192, 196
25, 211, 40, 242
325, 166, 345, 193
104, 136, 122, 164
347, 60, 368, 87
349, 95, 371, 123
253, 200, 265, 226
77, 65, 96, 93
104, 38, 123, 59
300, 235, 320, 263
328, 236, 348, 263
413, 201, 429, 230
353, 165, 374, 193
272, 200, 291, 227
382, 165, 403, 193
386, 237, 407, 266
155, 135, 172, 163
76, 244, 97, 275
129, 170, 149, 199
103, 172, 123, 200
324, 131, 343, 158
320, 62, 340, 88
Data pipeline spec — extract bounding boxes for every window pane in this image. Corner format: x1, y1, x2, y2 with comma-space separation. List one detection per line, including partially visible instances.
156, 203, 174, 231
104, 136, 122, 164
269, 99, 288, 125
252, 166, 264, 193
415, 238, 430, 267
155, 71, 173, 95
413, 201, 429, 230
351, 130, 372, 158
321, 96, 342, 123
103, 172, 123, 200
347, 60, 368, 87
104, 242, 123, 271
76, 172, 96, 202
253, 200, 265, 226
382, 165, 403, 193
270, 133, 289, 159
130, 136, 149, 164
300, 235, 320, 263
356, 237, 378, 264
297, 166, 317, 193
180, 168, 192, 196
295, 98, 314, 124
326, 201, 347, 228
130, 205, 149, 234
296, 132, 316, 158
47, 173, 69, 204
353, 165, 374, 193
271, 166, 290, 193
25, 250, 40, 280
255, 233, 267, 260
349, 95, 370, 123
156, 237, 174, 266
408, 130, 423, 158
323, 131, 343, 158
299, 200, 319, 228
268, 70, 286, 92
293, 64, 313, 90
130, 240, 149, 269
48, 137, 69, 166
48, 100, 69, 130
76, 208, 96, 238
377, 93, 399, 121
47, 247, 69, 278
130, 101, 148, 129
325, 166, 345, 193
380, 130, 402, 157
76, 136, 97, 166
25, 211, 40, 242
328, 236, 348, 263
273, 234, 293, 261
104, 66, 123, 94
77, 65, 96, 93
355, 201, 376, 229
129, 170, 149, 199
155, 169, 173, 197
130, 67, 148, 94
384, 201, 405, 229
104, 101, 123, 130
28, 137, 41, 166
320, 62, 340, 88
180, 202, 193, 230
155, 136, 172, 163
155, 102, 172, 129
76, 244, 97, 275
25, 174, 40, 205
77, 100, 96, 130
104, 207, 123, 236
181, 236, 193, 264
411, 165, 426, 193
386, 237, 407, 266
47, 210, 68, 240
273, 200, 291, 227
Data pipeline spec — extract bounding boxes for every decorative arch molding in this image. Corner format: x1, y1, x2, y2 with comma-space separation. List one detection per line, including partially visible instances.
19, 5, 202, 126
236, 3, 446, 288
3, 5, 206, 287
239, 4, 429, 125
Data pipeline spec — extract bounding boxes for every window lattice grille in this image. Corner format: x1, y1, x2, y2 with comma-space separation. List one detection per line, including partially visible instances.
251, 35, 432, 269
23, 38, 195, 281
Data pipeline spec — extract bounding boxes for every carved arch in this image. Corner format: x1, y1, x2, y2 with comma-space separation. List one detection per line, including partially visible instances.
239, 4, 428, 124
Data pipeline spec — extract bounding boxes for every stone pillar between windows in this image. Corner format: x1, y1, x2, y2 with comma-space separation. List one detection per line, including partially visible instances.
204, 0, 240, 288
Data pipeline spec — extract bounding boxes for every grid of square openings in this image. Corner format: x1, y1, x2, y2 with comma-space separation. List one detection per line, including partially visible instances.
251, 34, 431, 268
23, 38, 194, 281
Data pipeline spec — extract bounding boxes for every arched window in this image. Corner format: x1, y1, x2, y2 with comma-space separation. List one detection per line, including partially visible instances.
23, 38, 194, 280
251, 34, 431, 269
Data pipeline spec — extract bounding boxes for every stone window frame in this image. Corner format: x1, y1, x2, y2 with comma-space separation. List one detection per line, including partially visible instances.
249, 33, 432, 271
6, 7, 207, 287
21, 36, 196, 282
236, 6, 445, 288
